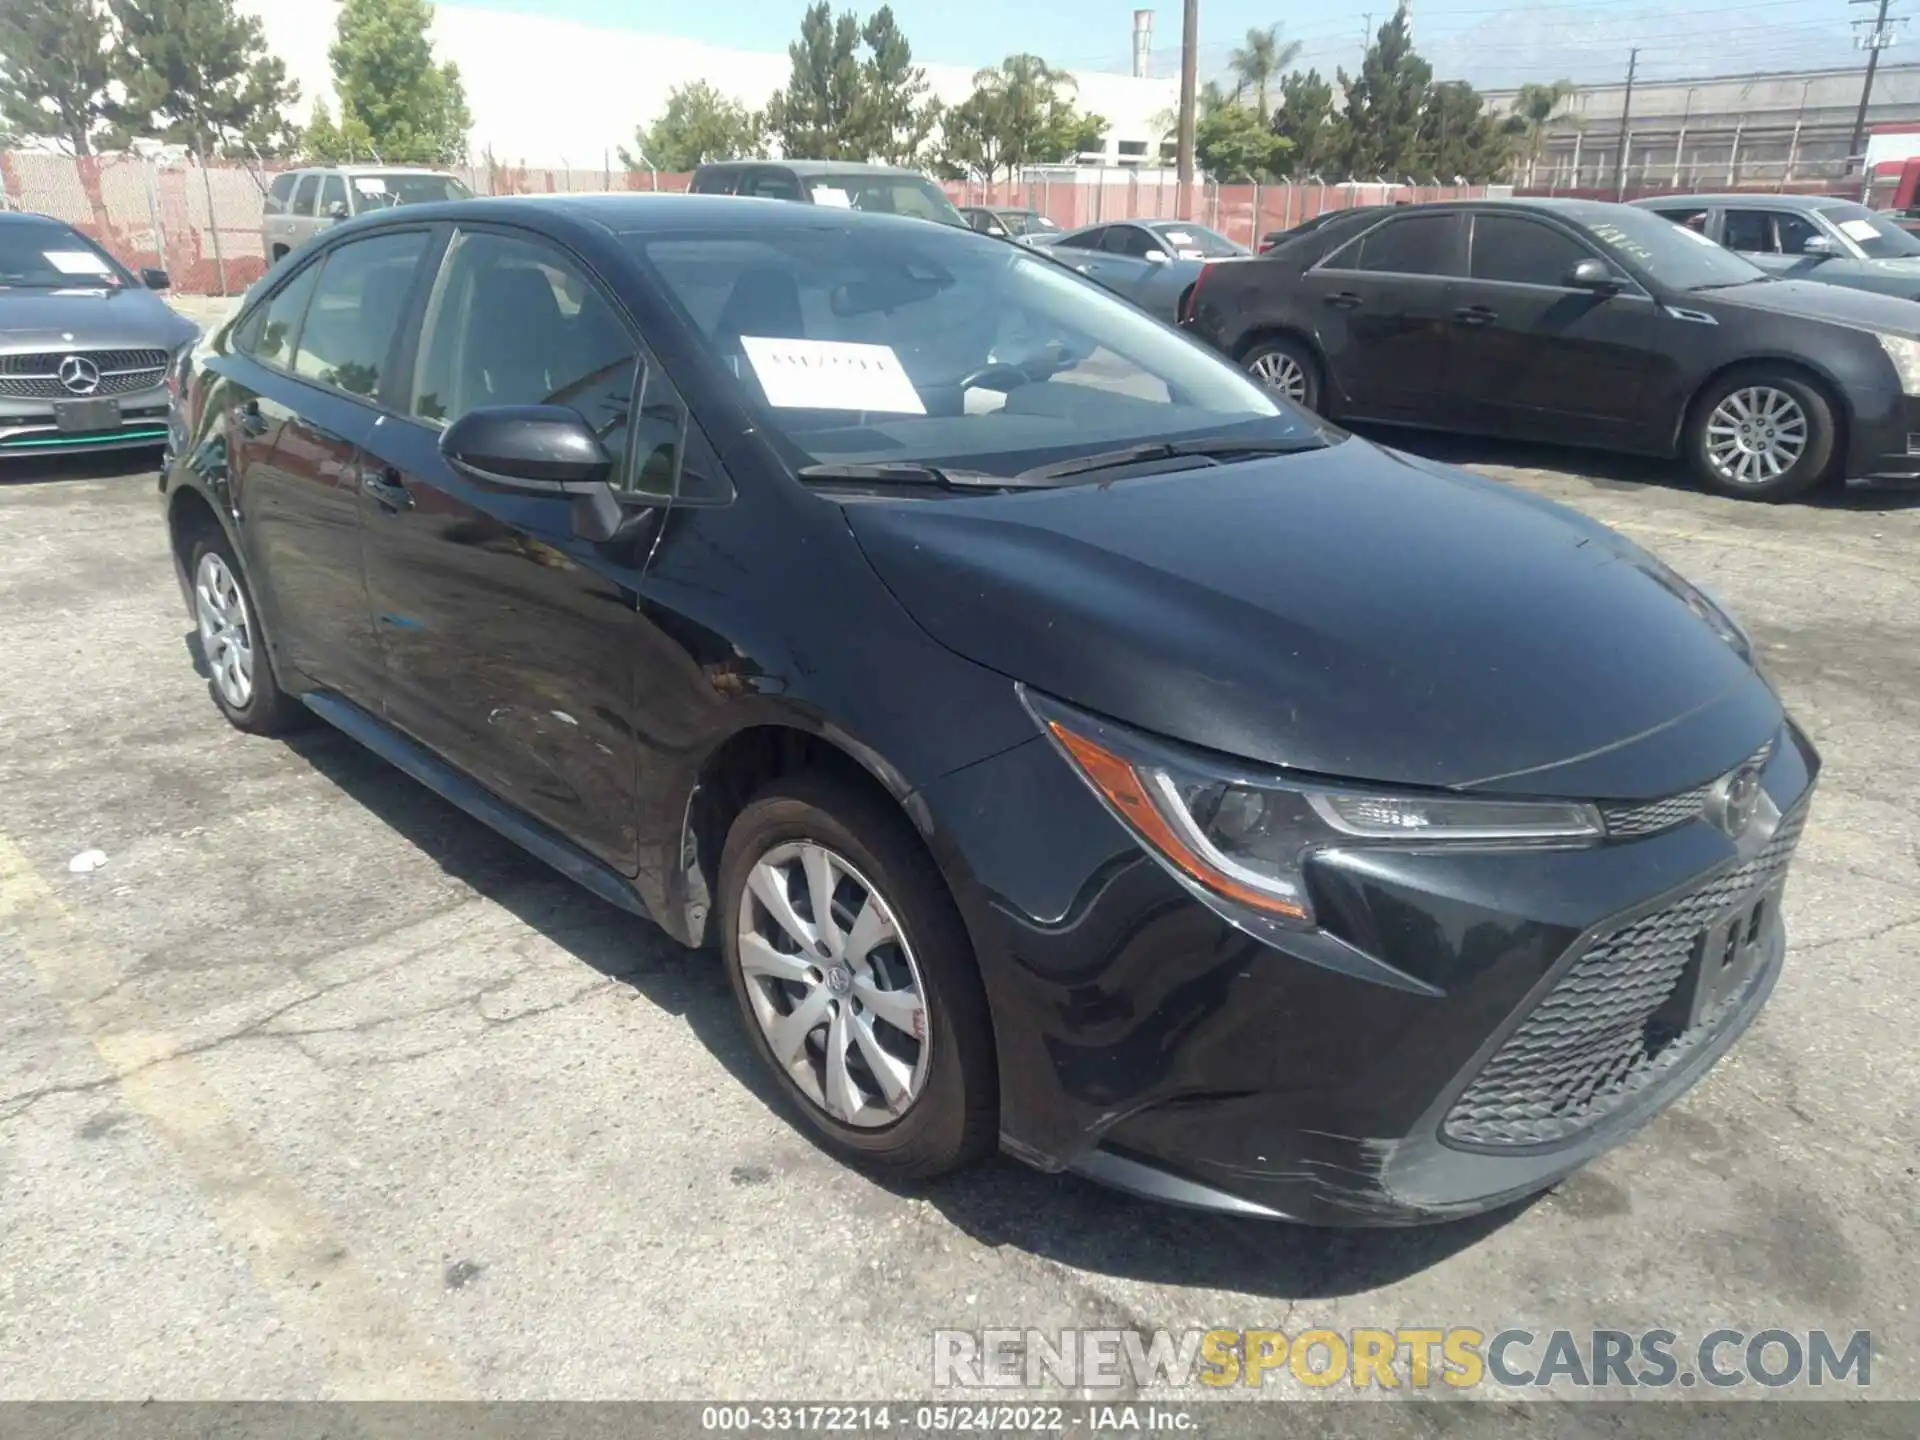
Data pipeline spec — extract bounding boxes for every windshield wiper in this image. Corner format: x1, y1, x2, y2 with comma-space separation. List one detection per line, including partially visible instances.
1689, 278, 1767, 291
1015, 435, 1324, 482
796, 462, 1055, 490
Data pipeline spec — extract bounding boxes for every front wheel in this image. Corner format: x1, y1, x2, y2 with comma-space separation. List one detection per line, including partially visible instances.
189, 534, 304, 734
718, 773, 997, 1180
1686, 370, 1835, 501
1243, 336, 1321, 412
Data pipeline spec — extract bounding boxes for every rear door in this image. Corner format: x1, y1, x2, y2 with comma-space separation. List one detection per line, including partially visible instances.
357, 224, 660, 869
226, 229, 432, 700
1450, 211, 1660, 444
1301, 209, 1465, 418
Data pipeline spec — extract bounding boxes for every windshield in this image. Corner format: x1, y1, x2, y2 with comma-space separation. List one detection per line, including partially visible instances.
1584, 205, 1767, 290
628, 222, 1308, 478
1148, 222, 1246, 258
1817, 201, 1920, 259
0, 224, 129, 289
804, 174, 967, 227
351, 173, 473, 210
1001, 211, 1058, 235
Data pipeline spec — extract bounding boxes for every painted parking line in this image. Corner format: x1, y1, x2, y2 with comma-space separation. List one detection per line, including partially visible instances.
0, 835, 472, 1400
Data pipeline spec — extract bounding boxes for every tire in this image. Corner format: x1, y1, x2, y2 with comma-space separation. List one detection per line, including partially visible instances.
1243, 335, 1322, 412
718, 771, 997, 1180
187, 531, 305, 735
1686, 368, 1835, 501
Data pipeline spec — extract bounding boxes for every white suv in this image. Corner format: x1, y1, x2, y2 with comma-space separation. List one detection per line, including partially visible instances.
262, 166, 472, 262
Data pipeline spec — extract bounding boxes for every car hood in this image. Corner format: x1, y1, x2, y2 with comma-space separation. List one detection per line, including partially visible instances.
0, 286, 198, 349
844, 440, 1782, 800
1697, 275, 1920, 332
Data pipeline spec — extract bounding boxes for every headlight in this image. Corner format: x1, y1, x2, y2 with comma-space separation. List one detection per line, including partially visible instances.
1875, 332, 1920, 395
1023, 689, 1602, 931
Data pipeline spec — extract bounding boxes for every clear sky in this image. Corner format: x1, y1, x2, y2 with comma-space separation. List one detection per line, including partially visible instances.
438, 0, 1866, 89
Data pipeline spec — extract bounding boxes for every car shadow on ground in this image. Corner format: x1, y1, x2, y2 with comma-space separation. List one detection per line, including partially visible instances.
1360, 427, 1920, 510
0, 450, 159, 486
280, 718, 1531, 1301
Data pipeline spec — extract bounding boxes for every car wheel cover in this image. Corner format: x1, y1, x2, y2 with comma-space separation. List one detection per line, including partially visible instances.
736, 840, 931, 1128
194, 551, 255, 710
1251, 350, 1309, 402
1704, 385, 1809, 487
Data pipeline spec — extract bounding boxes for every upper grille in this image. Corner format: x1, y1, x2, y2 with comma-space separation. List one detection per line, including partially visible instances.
1599, 742, 1773, 839
1442, 804, 1806, 1149
0, 348, 169, 400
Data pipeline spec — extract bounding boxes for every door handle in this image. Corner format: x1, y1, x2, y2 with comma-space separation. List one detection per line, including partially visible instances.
1453, 306, 1497, 326
1324, 291, 1363, 309
362, 467, 413, 511
238, 401, 268, 437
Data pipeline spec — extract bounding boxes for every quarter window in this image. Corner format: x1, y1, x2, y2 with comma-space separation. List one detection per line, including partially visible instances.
1469, 215, 1597, 286
1775, 213, 1824, 255
410, 229, 644, 490
291, 230, 428, 398
1335, 213, 1457, 275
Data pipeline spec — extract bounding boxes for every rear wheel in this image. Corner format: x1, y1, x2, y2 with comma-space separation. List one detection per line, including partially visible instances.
718, 772, 997, 1180
1686, 370, 1834, 501
1243, 335, 1321, 412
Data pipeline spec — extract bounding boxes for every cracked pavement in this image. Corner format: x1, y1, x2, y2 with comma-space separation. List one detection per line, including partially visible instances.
1, 434, 1916, 1402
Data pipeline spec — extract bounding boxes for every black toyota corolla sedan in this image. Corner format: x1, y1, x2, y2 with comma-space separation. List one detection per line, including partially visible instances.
1185, 196, 1920, 500
160, 194, 1818, 1224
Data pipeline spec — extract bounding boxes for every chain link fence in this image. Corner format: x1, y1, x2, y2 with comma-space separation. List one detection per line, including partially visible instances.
0, 150, 1498, 294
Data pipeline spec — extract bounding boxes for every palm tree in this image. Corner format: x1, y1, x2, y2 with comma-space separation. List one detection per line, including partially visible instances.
1511, 79, 1577, 186
1227, 25, 1302, 119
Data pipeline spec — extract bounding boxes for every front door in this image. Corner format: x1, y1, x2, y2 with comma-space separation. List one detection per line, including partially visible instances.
1299, 209, 1465, 418
358, 225, 659, 871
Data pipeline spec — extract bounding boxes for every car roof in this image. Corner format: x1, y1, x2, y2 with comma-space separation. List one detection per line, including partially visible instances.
318, 191, 974, 239
1629, 193, 1844, 210
0, 210, 73, 228
293, 163, 457, 175
696, 159, 931, 177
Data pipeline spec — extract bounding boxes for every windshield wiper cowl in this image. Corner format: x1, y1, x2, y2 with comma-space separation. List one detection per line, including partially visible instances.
796, 462, 1050, 490
1015, 435, 1326, 482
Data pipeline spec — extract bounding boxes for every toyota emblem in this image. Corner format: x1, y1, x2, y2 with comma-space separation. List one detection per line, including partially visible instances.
1707, 760, 1765, 840
57, 355, 101, 396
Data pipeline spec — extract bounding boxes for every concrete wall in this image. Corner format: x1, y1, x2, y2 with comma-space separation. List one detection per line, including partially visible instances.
238, 0, 1179, 170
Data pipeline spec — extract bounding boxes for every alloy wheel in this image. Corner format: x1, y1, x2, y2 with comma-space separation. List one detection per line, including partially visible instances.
194, 551, 255, 710
1703, 386, 1809, 488
736, 840, 931, 1128
1250, 350, 1309, 403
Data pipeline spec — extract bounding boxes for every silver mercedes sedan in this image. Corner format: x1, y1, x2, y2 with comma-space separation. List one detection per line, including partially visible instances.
0, 211, 199, 461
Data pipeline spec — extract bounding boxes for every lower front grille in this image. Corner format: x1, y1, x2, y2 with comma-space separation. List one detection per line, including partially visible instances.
1442, 805, 1806, 1149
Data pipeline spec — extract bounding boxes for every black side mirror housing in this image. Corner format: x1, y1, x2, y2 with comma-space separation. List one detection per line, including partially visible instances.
141, 267, 171, 291
1567, 257, 1620, 292
440, 405, 614, 492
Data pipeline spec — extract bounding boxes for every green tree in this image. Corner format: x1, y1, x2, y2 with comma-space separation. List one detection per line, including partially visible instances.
329, 0, 472, 164
933, 90, 1003, 179
1510, 78, 1576, 185
106, 0, 299, 155
301, 96, 372, 162
1227, 24, 1301, 119
1337, 5, 1430, 177
1194, 101, 1289, 182
850, 5, 939, 164
0, 0, 114, 155
963, 54, 1094, 179
763, 2, 867, 161
1420, 80, 1511, 182
621, 82, 762, 171
1271, 68, 1339, 176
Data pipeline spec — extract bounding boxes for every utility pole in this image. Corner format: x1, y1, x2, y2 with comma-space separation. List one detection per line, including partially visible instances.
1850, 0, 1907, 169
1176, 0, 1198, 216
1612, 48, 1639, 201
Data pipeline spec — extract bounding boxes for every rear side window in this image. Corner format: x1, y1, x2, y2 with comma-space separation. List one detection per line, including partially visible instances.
319, 173, 348, 216
743, 169, 804, 201
690, 168, 737, 195
291, 174, 320, 217
291, 230, 428, 398
1469, 215, 1595, 286
1057, 226, 1106, 251
234, 262, 322, 368
1648, 206, 1708, 233
1333, 213, 1457, 275
265, 173, 296, 215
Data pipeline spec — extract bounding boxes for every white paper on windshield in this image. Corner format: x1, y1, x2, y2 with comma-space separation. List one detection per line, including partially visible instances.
1840, 218, 1881, 242
740, 337, 927, 414
1164, 230, 1194, 244
811, 186, 853, 208
44, 250, 113, 275
1175, 247, 1205, 260
354, 176, 389, 195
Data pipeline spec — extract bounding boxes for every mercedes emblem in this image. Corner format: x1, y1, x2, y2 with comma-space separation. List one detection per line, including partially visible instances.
56, 355, 102, 396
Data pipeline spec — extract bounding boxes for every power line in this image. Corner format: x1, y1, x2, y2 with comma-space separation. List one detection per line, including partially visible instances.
1849, 0, 1908, 159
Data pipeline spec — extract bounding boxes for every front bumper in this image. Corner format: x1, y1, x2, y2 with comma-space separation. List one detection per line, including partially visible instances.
0, 384, 172, 459
916, 718, 1819, 1225
1845, 385, 1920, 481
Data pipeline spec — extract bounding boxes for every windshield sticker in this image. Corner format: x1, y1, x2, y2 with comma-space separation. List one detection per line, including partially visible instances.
354, 177, 389, 195
44, 250, 113, 275
1839, 218, 1880, 242
1588, 222, 1656, 262
1164, 230, 1194, 244
810, 186, 853, 208
740, 337, 927, 414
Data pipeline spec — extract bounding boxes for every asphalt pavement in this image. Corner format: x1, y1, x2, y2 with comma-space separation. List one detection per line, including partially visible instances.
0, 415, 1915, 1404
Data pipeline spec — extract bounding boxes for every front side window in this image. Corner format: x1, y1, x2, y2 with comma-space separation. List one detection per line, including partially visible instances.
291, 230, 428, 398
804, 173, 965, 227
744, 170, 803, 201
1105, 226, 1155, 257
234, 260, 322, 367
1723, 210, 1775, 253
292, 174, 320, 216
411, 229, 640, 488
1332, 213, 1458, 276
630, 223, 1306, 478
1469, 215, 1599, 286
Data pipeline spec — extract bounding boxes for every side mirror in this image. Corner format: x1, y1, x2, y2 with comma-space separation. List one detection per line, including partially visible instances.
440, 405, 613, 492
327, 201, 349, 221
141, 267, 171, 291
1566, 257, 1620, 292
1144, 249, 1170, 263
1799, 234, 1839, 259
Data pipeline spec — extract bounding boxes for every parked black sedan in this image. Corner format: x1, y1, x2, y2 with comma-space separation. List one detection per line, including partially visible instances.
1186, 197, 1920, 499
161, 194, 1816, 1223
